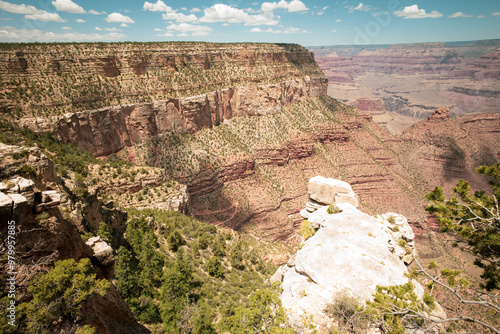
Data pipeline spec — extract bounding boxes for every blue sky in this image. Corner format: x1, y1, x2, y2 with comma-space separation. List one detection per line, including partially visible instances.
0, 0, 499, 45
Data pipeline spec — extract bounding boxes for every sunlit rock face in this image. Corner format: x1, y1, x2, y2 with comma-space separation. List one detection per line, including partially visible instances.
275, 177, 420, 331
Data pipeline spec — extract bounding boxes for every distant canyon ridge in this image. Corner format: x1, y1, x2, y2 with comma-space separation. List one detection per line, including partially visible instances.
310, 39, 500, 134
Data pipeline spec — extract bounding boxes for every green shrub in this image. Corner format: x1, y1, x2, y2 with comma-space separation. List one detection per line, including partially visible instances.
327, 204, 342, 214
300, 220, 315, 241
19, 258, 109, 333
205, 256, 225, 278
18, 164, 35, 178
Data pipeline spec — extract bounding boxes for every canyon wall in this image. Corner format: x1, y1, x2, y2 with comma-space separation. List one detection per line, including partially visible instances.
0, 42, 324, 118
20, 76, 327, 156
311, 40, 500, 129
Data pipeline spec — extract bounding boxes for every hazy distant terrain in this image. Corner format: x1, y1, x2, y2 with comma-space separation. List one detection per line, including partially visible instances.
310, 39, 500, 133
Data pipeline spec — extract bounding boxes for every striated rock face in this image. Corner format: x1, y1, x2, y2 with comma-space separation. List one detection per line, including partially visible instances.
20, 77, 327, 157
1, 42, 325, 118
276, 178, 430, 331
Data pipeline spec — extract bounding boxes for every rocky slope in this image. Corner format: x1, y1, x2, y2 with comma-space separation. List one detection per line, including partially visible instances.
0, 143, 154, 333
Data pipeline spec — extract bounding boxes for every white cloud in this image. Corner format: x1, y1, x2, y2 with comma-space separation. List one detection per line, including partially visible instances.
493, 12, 500, 16
200, 4, 278, 26
0, 0, 43, 14
154, 28, 163, 31
166, 23, 212, 36
261, 0, 308, 13
317, 6, 328, 15
106, 12, 135, 24
95, 27, 122, 32
162, 12, 198, 22
332, 29, 337, 32
394, 5, 442, 19
477, 15, 485, 18
121, 23, 128, 27
0, 0, 66, 21
0, 25, 125, 42
177, 32, 188, 37
180, 7, 187, 11
347, 2, 372, 13
143, 0, 173, 12
52, 0, 85, 14
25, 12, 66, 22
62, 26, 72, 30
157, 31, 173, 36
449, 11, 473, 18
335, 19, 342, 22
191, 8, 201, 13
75, 18, 85, 23
89, 9, 105, 15
250, 26, 307, 33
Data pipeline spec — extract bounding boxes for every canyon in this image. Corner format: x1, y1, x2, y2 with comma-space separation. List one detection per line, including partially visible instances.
310, 40, 500, 134
1, 41, 499, 332
6, 42, 499, 248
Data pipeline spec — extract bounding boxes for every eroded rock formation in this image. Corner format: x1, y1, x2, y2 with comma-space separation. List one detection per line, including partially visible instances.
274, 177, 442, 332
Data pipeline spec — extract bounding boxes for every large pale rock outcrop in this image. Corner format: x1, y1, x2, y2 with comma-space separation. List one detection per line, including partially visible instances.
300, 176, 358, 219
277, 177, 434, 332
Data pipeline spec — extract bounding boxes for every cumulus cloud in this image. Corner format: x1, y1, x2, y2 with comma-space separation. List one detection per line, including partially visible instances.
162, 12, 198, 22
250, 26, 308, 33
335, 19, 342, 22
106, 12, 135, 24
317, 6, 328, 15
25, 12, 66, 22
331, 29, 337, 32
0, 0, 66, 21
52, 0, 85, 14
166, 23, 212, 36
493, 12, 500, 16
449, 12, 473, 18
95, 27, 122, 32
157, 31, 173, 36
394, 5, 442, 19
477, 15, 485, 18
143, 0, 173, 12
120, 23, 128, 27
61, 26, 71, 30
0, 25, 125, 42
261, 0, 308, 13
200, 4, 278, 26
89, 9, 105, 15
75, 18, 85, 23
0, 0, 43, 14
347, 3, 372, 13
191, 8, 201, 13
